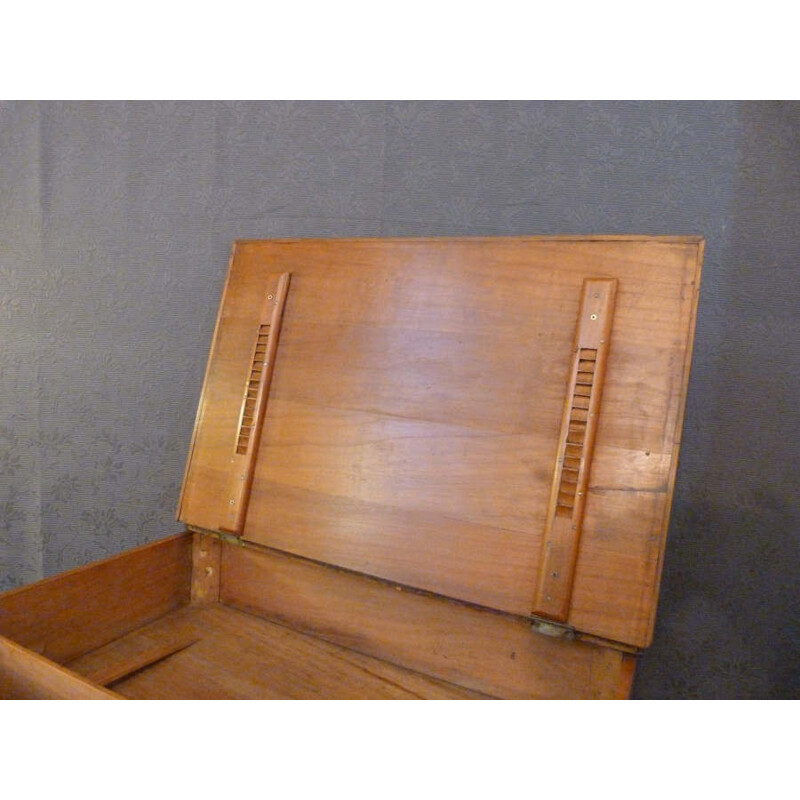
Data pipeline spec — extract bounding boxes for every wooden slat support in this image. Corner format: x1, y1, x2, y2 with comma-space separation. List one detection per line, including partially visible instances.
220, 272, 290, 534
533, 278, 617, 622
68, 635, 201, 688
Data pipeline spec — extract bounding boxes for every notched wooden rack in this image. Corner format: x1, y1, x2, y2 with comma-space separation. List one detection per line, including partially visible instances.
533, 278, 616, 623
0, 237, 703, 699
220, 272, 290, 535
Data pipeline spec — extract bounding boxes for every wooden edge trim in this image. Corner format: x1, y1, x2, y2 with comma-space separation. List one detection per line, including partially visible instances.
641, 239, 705, 646
616, 653, 639, 699
0, 634, 121, 700
233, 236, 706, 246
177, 242, 239, 522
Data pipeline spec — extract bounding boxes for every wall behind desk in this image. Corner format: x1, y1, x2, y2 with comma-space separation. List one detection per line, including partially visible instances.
1, 101, 797, 698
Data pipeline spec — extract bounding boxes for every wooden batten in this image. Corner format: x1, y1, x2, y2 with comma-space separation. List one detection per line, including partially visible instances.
67, 633, 202, 688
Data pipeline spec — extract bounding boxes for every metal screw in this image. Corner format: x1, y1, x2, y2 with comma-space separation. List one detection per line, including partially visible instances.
268, 294, 274, 300
551, 571, 559, 578
229, 499, 235, 505
590, 314, 597, 320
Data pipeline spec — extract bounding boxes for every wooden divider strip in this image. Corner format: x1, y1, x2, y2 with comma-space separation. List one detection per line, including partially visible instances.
68, 635, 201, 688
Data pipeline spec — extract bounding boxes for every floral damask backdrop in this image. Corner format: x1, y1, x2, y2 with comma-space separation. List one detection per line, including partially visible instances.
0, 101, 797, 698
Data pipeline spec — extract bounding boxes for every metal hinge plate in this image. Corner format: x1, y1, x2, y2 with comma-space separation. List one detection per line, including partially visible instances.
530, 616, 577, 640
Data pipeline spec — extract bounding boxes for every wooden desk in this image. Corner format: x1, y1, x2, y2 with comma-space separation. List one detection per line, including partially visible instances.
0, 237, 703, 699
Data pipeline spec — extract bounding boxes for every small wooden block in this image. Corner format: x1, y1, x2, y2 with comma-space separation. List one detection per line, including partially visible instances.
191, 533, 222, 604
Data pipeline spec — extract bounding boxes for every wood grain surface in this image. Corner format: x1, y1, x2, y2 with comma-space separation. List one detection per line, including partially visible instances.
0, 533, 192, 663
69, 603, 493, 700
220, 541, 634, 699
0, 633, 120, 700
533, 278, 617, 621
179, 237, 703, 648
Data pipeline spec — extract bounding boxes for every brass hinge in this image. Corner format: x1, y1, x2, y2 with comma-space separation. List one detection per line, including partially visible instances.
530, 615, 643, 655
530, 616, 577, 640
186, 525, 246, 547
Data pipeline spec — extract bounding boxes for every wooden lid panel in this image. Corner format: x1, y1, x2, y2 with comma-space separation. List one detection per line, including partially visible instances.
179, 237, 702, 649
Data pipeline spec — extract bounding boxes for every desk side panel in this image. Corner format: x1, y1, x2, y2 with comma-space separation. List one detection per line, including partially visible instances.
0, 634, 120, 699
0, 533, 192, 664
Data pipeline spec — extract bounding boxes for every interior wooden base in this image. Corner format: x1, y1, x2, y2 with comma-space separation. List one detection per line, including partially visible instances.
65, 603, 491, 699
0, 533, 636, 700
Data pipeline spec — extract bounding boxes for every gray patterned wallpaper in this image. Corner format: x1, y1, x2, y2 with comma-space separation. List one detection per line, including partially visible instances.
1, 101, 797, 698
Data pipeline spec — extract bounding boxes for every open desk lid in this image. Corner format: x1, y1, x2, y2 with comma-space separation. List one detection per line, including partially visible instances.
178, 237, 703, 650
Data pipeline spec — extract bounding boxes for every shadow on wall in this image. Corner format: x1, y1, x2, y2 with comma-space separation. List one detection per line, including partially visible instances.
636, 483, 800, 698
635, 102, 800, 699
